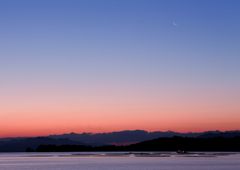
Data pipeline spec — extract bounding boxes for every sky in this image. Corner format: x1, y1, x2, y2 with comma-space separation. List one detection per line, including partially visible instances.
1, 0, 240, 138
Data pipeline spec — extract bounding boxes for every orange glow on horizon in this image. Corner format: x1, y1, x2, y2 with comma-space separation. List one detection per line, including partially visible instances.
1, 89, 239, 138
1, 118, 239, 138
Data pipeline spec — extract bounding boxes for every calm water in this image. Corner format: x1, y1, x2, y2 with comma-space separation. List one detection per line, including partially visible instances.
0, 152, 239, 170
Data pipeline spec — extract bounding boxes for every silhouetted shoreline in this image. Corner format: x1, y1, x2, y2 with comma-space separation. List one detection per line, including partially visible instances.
33, 136, 240, 152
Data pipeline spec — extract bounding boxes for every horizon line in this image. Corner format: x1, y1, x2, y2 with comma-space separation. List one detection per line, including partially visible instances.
1, 129, 240, 139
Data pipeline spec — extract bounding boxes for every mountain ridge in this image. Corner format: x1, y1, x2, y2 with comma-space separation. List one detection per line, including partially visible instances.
1, 130, 240, 152
46, 130, 240, 144
0, 137, 87, 152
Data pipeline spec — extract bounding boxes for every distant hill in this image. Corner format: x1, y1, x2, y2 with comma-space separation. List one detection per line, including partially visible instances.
47, 130, 240, 145
46, 130, 206, 145
0, 137, 87, 152
197, 131, 240, 138
1, 130, 240, 152
36, 136, 240, 152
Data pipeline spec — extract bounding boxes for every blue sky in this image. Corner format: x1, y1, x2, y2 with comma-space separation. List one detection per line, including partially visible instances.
0, 0, 240, 136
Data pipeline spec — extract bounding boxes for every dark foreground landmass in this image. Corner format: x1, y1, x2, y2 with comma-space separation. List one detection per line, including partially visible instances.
33, 136, 240, 152
2, 130, 240, 152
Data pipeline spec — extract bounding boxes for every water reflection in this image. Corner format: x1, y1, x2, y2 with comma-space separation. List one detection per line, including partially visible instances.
0, 152, 239, 170
22, 151, 236, 158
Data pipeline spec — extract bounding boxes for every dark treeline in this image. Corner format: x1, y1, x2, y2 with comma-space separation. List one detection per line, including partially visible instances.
33, 136, 240, 152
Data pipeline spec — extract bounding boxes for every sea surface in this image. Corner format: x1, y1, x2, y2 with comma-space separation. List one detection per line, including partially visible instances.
0, 152, 239, 170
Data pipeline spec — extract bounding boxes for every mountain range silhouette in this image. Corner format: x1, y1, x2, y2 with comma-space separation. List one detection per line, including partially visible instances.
0, 130, 239, 152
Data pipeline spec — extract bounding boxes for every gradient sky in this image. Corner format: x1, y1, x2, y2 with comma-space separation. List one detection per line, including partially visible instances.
1, 0, 240, 138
